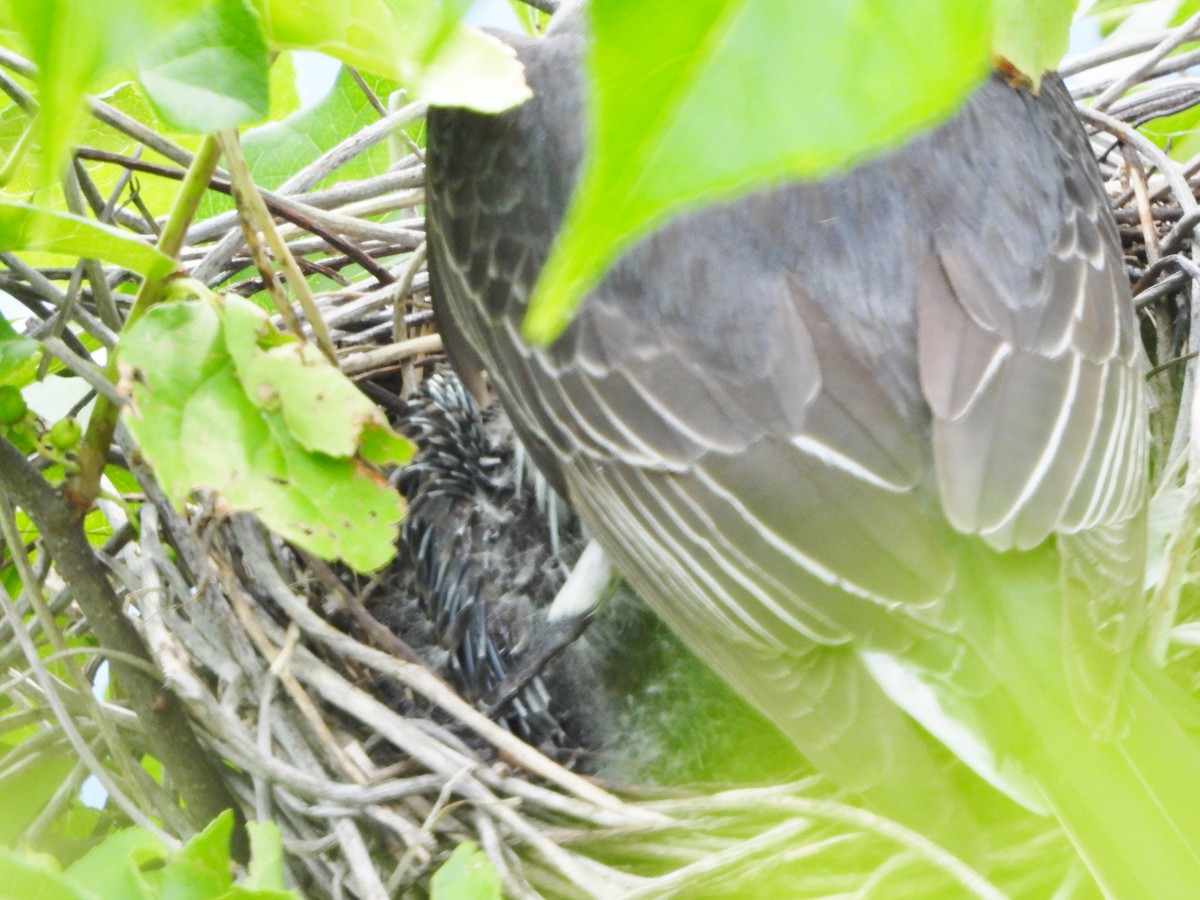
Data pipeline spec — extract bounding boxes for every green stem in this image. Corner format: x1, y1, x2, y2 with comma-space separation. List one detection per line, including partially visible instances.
215, 130, 338, 364
66, 135, 223, 512
128, 134, 223, 326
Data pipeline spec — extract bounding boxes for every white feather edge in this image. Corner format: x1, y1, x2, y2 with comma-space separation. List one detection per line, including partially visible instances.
861, 649, 1050, 815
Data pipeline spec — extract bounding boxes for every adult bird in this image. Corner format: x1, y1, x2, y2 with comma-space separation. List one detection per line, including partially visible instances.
425, 3, 1200, 892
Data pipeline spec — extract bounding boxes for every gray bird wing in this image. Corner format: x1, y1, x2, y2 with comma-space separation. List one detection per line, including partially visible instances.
428, 28, 958, 648
425, 22, 1147, 802
915, 76, 1146, 552
910, 76, 1148, 729
426, 30, 976, 828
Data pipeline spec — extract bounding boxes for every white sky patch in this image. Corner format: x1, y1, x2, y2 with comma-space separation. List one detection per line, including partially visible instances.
79, 662, 111, 809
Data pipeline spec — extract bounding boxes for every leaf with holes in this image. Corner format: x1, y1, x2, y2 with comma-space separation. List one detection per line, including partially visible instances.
120, 282, 410, 571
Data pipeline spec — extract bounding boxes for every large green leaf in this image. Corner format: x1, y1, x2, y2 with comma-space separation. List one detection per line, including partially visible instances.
993, 0, 1077, 78
523, 0, 993, 341
136, 0, 271, 133
5, 0, 204, 190
244, 67, 398, 190
120, 283, 410, 571
0, 754, 74, 848
63, 814, 296, 899
156, 811, 234, 899
0, 201, 176, 279
0, 849, 85, 900
0, 80, 195, 228
242, 822, 286, 892
65, 827, 168, 900
521, 1, 1084, 342
195, 65, 402, 224
252, 0, 529, 112
1174, 0, 1200, 25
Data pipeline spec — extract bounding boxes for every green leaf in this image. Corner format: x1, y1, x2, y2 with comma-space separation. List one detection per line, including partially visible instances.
0, 754, 74, 848
0, 384, 26, 423
65, 827, 168, 900
0, 848, 88, 900
265, 53, 302, 124
37, 805, 103, 871
1173, 0, 1200, 26
218, 292, 390, 458
157, 811, 235, 900
430, 843, 501, 900
252, 0, 529, 112
120, 283, 408, 571
359, 421, 414, 467
141, 754, 164, 785
8, 0, 205, 190
0, 202, 176, 280
993, 0, 1076, 79
524, 0, 992, 342
242, 822, 285, 892
411, 15, 531, 112
0, 316, 42, 388
195, 64, 400, 224
136, 0, 271, 133
1085, 0, 1159, 35
508, 0, 550, 36
0, 79, 201, 228
1141, 100, 1200, 162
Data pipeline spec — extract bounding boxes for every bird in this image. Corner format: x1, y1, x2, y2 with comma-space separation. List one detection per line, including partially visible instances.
373, 369, 603, 757
378, 369, 805, 783
423, 3, 1200, 893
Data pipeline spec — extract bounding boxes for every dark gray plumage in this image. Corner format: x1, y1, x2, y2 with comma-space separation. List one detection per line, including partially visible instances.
385, 371, 601, 755
381, 370, 804, 783
423, 9, 1157, 856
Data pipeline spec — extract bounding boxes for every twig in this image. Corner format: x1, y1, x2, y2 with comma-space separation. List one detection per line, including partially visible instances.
0, 435, 248, 855
341, 335, 443, 375
1094, 11, 1200, 110
73, 148, 404, 284
193, 102, 427, 285
217, 130, 338, 363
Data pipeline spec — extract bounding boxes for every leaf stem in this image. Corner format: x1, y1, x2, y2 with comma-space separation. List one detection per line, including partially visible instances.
216, 129, 339, 364
67, 135, 223, 512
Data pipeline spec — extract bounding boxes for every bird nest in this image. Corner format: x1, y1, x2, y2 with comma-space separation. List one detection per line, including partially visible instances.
5, 18, 1200, 900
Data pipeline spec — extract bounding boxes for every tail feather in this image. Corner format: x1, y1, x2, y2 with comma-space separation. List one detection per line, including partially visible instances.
1016, 663, 1200, 897
946, 543, 1200, 895
702, 642, 987, 859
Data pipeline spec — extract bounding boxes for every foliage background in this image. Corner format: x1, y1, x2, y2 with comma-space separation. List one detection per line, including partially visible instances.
1, 0, 1200, 896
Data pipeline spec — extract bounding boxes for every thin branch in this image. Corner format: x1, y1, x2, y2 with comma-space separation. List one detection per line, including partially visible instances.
217, 130, 338, 363
67, 135, 223, 512
0, 435, 247, 856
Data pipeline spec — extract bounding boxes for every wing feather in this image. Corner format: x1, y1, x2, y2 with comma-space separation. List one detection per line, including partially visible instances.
915, 77, 1145, 555
426, 24, 1149, 755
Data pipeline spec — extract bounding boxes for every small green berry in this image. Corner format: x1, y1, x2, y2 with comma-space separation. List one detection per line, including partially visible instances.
0, 386, 27, 425
46, 416, 82, 450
